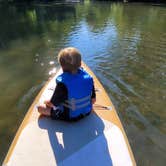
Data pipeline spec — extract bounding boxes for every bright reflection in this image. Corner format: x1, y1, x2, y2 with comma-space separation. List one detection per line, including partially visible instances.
49, 67, 57, 75
49, 61, 55, 65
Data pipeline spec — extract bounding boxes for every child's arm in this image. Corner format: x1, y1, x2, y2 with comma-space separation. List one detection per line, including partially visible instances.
37, 82, 67, 116
91, 84, 96, 104
50, 82, 68, 106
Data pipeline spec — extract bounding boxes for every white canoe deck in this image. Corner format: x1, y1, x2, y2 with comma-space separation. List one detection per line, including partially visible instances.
3, 63, 135, 166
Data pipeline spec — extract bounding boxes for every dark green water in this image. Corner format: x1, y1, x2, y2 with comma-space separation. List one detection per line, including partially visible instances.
0, 2, 166, 165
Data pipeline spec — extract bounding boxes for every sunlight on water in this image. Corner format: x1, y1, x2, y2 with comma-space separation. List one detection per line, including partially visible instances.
49, 67, 57, 75
49, 61, 55, 65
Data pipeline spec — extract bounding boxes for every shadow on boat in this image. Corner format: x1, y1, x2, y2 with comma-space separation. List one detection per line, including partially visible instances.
38, 113, 113, 165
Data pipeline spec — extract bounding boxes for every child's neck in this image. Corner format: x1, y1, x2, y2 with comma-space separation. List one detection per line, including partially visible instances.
71, 70, 78, 74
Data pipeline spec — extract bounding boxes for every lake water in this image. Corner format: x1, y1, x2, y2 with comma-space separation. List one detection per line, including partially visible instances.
0, 2, 166, 165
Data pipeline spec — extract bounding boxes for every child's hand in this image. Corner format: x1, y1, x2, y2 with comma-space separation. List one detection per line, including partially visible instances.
44, 100, 54, 108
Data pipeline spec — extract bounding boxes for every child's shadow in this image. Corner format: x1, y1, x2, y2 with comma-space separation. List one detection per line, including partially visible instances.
38, 113, 113, 166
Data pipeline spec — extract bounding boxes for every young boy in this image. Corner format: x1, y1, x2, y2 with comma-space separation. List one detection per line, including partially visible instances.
38, 47, 96, 121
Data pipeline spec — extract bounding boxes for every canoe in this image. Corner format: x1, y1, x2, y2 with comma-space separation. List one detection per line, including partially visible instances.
3, 62, 136, 166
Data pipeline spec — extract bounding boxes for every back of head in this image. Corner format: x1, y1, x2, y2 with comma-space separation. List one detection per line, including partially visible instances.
58, 47, 81, 73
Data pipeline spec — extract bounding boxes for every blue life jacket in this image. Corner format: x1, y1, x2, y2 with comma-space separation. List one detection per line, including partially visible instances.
56, 68, 93, 118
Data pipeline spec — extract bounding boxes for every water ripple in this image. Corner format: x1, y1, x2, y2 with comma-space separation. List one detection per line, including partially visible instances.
17, 82, 46, 109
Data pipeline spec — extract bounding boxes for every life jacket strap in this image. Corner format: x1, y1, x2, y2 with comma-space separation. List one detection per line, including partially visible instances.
62, 95, 91, 111
65, 95, 91, 104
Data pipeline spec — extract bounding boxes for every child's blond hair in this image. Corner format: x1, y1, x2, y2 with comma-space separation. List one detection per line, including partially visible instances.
58, 47, 81, 73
